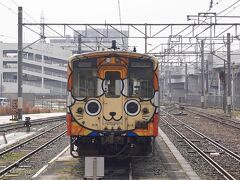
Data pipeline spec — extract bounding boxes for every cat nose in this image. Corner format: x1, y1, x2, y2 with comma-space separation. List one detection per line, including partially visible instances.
109, 112, 116, 117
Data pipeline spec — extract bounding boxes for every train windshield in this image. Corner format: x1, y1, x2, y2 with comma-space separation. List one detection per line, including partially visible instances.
72, 59, 97, 97
105, 71, 121, 97
128, 59, 154, 98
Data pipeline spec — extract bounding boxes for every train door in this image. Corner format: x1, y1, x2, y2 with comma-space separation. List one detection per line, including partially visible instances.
100, 70, 126, 131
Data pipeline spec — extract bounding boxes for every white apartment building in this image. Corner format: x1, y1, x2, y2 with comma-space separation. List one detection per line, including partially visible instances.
0, 29, 129, 105
0, 43, 72, 100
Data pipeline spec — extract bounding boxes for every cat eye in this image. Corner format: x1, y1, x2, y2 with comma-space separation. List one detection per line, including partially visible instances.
85, 99, 101, 116
124, 99, 140, 116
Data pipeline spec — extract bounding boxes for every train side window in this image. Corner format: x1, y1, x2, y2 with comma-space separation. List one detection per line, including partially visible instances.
73, 69, 97, 97
128, 62, 153, 98
105, 71, 121, 97
72, 59, 98, 97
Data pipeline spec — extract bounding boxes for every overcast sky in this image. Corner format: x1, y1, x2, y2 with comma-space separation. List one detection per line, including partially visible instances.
0, 0, 240, 52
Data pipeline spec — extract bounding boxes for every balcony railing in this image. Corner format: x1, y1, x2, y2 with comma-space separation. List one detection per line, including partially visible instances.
3, 79, 17, 82
23, 66, 42, 73
3, 65, 17, 69
44, 71, 67, 79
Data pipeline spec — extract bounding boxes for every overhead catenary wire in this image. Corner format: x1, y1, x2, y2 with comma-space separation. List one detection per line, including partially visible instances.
0, 0, 46, 42
9, 0, 52, 38
161, 0, 240, 65
0, 1, 17, 15
217, 0, 240, 15
10, 0, 38, 23
149, 0, 226, 57
217, 3, 240, 21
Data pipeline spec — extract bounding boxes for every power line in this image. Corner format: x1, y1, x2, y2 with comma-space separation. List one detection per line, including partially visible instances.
217, 0, 240, 15
163, 0, 240, 63
9, 0, 51, 40
10, 0, 38, 23
0, 1, 17, 15
218, 3, 240, 20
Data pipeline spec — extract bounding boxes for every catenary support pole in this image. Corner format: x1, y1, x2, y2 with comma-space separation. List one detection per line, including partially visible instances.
206, 55, 209, 107
185, 63, 188, 103
201, 40, 205, 108
145, 23, 147, 53
223, 60, 226, 113
169, 69, 172, 102
78, 35, 82, 54
18, 6, 23, 120
0, 73, 2, 97
227, 33, 231, 114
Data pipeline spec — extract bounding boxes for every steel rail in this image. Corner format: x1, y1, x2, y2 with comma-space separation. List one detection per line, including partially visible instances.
0, 122, 65, 156
161, 116, 236, 180
0, 115, 65, 132
164, 110, 240, 162
185, 108, 240, 130
0, 131, 66, 176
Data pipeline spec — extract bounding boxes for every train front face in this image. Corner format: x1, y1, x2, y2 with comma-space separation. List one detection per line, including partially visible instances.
67, 51, 159, 157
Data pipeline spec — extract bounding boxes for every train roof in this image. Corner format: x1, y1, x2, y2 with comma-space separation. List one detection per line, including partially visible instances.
68, 50, 158, 63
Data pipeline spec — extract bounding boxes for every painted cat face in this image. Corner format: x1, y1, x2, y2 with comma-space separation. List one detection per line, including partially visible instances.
68, 78, 158, 131
67, 54, 159, 135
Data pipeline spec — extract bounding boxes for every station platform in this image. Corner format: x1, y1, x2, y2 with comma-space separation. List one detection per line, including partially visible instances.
0, 112, 65, 150
0, 112, 65, 124
32, 128, 201, 180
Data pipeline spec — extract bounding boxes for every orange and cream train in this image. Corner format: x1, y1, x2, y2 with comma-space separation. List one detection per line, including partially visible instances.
66, 50, 159, 157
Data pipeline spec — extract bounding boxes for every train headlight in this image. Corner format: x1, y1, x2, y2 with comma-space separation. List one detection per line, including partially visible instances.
77, 107, 83, 114
124, 100, 140, 116
85, 99, 101, 116
142, 107, 149, 114
105, 57, 111, 63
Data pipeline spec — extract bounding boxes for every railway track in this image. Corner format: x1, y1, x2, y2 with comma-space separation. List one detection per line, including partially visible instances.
0, 115, 65, 133
0, 122, 66, 178
161, 110, 240, 180
183, 107, 240, 130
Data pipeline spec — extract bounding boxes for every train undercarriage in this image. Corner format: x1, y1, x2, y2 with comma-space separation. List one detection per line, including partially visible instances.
70, 135, 155, 158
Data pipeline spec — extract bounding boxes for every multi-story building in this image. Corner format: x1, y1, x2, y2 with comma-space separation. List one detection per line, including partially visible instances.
50, 29, 129, 53
0, 29, 129, 106
0, 42, 72, 104
159, 52, 240, 108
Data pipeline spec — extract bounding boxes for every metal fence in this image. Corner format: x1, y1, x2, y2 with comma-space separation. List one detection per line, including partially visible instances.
161, 94, 240, 110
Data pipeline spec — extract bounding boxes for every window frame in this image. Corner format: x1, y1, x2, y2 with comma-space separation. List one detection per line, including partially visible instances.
72, 58, 98, 98
128, 59, 154, 99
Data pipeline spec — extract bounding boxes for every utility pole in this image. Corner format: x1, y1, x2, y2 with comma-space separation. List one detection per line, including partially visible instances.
201, 40, 205, 108
223, 61, 227, 113
78, 35, 82, 54
18, 7, 23, 120
185, 63, 188, 103
144, 23, 147, 53
227, 33, 231, 114
0, 73, 2, 97
169, 69, 172, 102
232, 62, 235, 112
206, 57, 209, 95
211, 52, 227, 113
